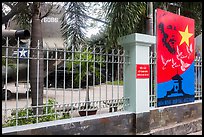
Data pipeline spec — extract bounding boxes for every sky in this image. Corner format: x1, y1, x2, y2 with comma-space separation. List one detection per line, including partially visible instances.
86, 22, 104, 38
84, 2, 105, 38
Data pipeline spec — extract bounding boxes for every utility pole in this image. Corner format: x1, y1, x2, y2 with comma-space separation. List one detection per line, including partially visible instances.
146, 2, 154, 52
146, 2, 155, 104
146, 2, 153, 35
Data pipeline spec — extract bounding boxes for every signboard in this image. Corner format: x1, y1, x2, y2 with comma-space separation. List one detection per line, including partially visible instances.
156, 9, 195, 107
41, 17, 59, 23
136, 64, 150, 78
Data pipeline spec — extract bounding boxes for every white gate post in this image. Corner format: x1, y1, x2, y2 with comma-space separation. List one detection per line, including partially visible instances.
118, 33, 156, 114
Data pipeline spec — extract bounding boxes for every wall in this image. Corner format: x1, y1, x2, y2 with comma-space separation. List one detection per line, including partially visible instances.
149, 101, 202, 130
3, 112, 136, 135
3, 101, 202, 135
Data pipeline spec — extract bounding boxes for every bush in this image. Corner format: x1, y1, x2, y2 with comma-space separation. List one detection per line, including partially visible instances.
2, 99, 70, 127
66, 47, 105, 88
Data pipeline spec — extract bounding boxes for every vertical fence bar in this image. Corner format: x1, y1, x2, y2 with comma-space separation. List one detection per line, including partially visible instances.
111, 49, 114, 112
46, 45, 49, 114
4, 37, 9, 121
198, 56, 200, 99
36, 40, 40, 123
117, 49, 120, 109
149, 52, 152, 107
54, 45, 58, 120
154, 52, 157, 107
15, 37, 20, 126
86, 45, 89, 116
63, 44, 66, 113
71, 44, 74, 118
105, 48, 108, 108
122, 50, 126, 111
26, 41, 30, 118
195, 56, 198, 99
79, 46, 82, 106
99, 46, 102, 114
200, 57, 202, 99
93, 45, 95, 102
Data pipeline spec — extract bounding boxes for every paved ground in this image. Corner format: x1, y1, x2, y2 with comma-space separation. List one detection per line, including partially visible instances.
2, 82, 124, 123
187, 131, 202, 135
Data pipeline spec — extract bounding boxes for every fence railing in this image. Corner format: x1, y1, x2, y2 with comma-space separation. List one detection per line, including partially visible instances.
2, 38, 130, 127
149, 52, 157, 108
194, 56, 202, 100
2, 37, 202, 128
149, 52, 202, 108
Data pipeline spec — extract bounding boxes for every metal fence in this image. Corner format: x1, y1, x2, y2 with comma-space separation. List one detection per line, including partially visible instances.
149, 52, 202, 108
2, 37, 202, 127
2, 38, 130, 127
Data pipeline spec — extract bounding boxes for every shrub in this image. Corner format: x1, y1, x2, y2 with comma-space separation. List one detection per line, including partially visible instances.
2, 99, 70, 127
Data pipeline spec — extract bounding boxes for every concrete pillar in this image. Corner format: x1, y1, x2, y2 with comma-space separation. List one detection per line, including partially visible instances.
118, 33, 156, 114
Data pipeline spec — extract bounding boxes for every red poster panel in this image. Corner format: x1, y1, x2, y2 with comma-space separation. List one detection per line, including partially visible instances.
156, 9, 195, 84
156, 9, 195, 107
136, 64, 150, 79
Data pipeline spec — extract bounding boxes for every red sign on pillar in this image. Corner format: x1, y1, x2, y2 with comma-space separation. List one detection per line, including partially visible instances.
136, 64, 150, 78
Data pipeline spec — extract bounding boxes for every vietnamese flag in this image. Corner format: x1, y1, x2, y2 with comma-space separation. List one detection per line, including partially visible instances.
156, 9, 195, 107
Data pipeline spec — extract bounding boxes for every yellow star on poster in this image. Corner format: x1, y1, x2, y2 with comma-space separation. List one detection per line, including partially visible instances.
179, 25, 193, 46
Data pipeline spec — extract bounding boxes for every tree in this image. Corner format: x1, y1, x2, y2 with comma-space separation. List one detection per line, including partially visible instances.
103, 2, 202, 46
29, 2, 44, 115
180, 2, 202, 36
2, 2, 57, 115
153, 2, 202, 36
60, 2, 88, 50
2, 2, 29, 28
98, 2, 146, 81
103, 2, 146, 47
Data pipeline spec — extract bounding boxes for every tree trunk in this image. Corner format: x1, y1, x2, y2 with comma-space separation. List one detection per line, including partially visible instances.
30, 2, 44, 115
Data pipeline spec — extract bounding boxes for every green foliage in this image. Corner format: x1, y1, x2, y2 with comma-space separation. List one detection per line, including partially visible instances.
104, 2, 146, 47
66, 46, 105, 88
13, 4, 32, 30
2, 59, 17, 70
2, 99, 70, 127
60, 2, 88, 49
180, 2, 202, 36
2, 58, 6, 66
103, 2, 202, 48
153, 2, 202, 36
2, 47, 19, 68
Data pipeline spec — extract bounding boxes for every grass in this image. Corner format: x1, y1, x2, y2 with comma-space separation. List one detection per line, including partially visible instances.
106, 80, 123, 85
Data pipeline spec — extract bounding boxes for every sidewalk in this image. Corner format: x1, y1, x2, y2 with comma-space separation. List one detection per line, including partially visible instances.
187, 131, 202, 135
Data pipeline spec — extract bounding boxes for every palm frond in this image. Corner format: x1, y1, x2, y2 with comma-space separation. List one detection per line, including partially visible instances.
104, 2, 146, 47
60, 2, 88, 49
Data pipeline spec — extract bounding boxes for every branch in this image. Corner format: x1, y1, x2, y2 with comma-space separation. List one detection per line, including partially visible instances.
70, 11, 108, 24
2, 11, 17, 25
3, 2, 14, 9
2, 2, 25, 25
40, 3, 54, 19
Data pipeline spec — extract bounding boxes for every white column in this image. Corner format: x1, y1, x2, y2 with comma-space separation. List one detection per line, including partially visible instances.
118, 33, 156, 114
